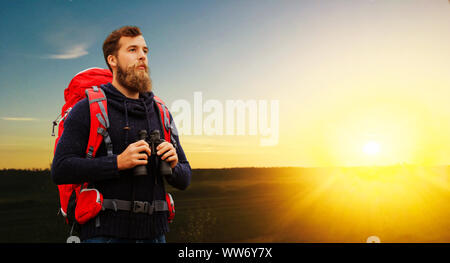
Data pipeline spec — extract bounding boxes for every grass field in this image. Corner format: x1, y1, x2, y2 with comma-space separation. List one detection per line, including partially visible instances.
0, 167, 449, 243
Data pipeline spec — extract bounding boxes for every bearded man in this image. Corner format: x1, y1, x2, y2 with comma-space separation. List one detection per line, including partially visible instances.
52, 26, 191, 243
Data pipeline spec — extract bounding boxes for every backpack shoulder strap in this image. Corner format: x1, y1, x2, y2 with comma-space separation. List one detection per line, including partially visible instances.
85, 86, 113, 158
153, 95, 175, 146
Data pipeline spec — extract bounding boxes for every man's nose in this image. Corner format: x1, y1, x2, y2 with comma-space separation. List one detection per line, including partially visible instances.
138, 49, 147, 61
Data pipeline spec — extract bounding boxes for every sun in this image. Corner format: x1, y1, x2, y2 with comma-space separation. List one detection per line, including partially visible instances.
363, 141, 380, 156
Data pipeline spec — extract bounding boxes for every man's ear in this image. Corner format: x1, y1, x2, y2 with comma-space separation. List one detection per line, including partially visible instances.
108, 55, 117, 69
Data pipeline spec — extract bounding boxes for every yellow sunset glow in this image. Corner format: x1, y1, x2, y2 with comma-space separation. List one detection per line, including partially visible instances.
363, 141, 380, 156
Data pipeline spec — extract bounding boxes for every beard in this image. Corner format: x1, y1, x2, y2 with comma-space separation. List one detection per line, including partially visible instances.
116, 60, 152, 94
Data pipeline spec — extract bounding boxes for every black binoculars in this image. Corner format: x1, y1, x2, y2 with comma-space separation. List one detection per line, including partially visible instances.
133, 129, 172, 177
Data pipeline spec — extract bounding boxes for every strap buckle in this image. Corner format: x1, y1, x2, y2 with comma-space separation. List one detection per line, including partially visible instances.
132, 201, 148, 213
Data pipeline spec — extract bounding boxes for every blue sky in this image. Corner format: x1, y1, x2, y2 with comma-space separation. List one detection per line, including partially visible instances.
1, 0, 449, 169
1, 0, 305, 119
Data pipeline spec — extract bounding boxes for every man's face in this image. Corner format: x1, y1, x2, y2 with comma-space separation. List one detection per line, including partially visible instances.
114, 35, 152, 93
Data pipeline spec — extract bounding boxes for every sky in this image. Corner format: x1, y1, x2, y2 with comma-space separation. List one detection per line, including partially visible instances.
0, 0, 449, 169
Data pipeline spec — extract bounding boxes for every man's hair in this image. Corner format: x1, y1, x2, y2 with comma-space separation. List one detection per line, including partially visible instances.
103, 26, 142, 72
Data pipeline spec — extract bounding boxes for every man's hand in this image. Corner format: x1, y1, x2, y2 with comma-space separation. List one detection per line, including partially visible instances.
156, 142, 178, 168
117, 140, 152, 170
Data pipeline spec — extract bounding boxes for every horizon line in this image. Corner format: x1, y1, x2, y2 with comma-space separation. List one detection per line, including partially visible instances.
2, 163, 450, 172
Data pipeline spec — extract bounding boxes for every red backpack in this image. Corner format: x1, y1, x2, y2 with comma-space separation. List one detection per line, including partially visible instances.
52, 67, 175, 227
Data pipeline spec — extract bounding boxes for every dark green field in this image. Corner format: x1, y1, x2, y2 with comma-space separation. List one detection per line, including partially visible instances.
0, 167, 449, 243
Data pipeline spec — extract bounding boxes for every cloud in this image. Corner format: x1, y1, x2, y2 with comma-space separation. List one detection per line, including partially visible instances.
45, 43, 88, 59
1, 117, 38, 121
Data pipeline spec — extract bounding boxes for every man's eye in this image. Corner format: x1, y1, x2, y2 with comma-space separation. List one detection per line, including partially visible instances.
129, 48, 136, 52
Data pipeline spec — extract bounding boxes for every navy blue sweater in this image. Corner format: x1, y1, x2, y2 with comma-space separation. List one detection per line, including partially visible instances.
52, 83, 191, 240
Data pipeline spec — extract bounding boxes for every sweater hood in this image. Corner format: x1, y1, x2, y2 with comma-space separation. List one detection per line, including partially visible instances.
100, 82, 155, 118
100, 83, 156, 145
